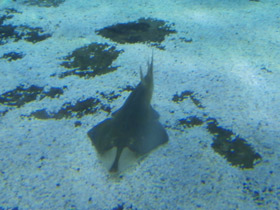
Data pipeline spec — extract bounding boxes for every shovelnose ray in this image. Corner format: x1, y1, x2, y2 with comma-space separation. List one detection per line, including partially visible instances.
87, 56, 168, 172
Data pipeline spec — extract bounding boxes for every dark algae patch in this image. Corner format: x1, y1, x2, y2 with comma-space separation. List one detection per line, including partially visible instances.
0, 13, 18, 45
0, 85, 63, 108
21, 26, 52, 43
0, 9, 51, 45
0, 206, 19, 210
23, 0, 65, 7
242, 177, 278, 206
172, 90, 204, 108
0, 52, 24, 61
43, 87, 64, 98
170, 90, 206, 131
207, 118, 262, 169
28, 90, 122, 120
260, 67, 272, 73
30, 109, 51, 119
171, 91, 261, 169
74, 121, 82, 127
172, 90, 193, 102
179, 37, 193, 43
112, 203, 134, 210
0, 85, 43, 107
59, 42, 123, 78
112, 203, 125, 210
0, 85, 63, 116
30, 98, 100, 119
121, 85, 135, 92
179, 116, 204, 128
100, 91, 121, 102
96, 18, 176, 46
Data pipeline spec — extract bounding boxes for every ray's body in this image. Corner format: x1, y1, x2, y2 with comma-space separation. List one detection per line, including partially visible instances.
88, 56, 168, 172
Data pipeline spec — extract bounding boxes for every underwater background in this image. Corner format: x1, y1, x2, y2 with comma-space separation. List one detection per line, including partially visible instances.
0, 0, 279, 209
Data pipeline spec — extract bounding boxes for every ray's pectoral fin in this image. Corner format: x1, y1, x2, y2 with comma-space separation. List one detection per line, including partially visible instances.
129, 120, 168, 155
88, 118, 131, 173
87, 118, 116, 154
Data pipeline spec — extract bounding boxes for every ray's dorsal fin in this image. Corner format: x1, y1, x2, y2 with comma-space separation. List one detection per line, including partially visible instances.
142, 55, 153, 89
87, 55, 168, 173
